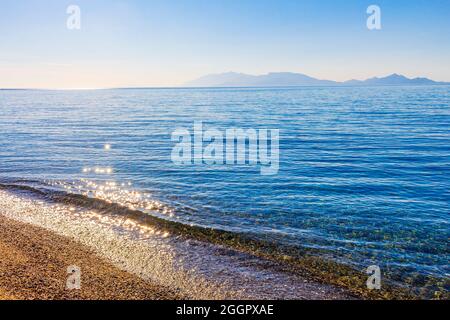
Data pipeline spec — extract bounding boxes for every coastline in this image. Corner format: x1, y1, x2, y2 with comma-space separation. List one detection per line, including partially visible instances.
1, 185, 446, 300
0, 214, 183, 300
0, 188, 356, 300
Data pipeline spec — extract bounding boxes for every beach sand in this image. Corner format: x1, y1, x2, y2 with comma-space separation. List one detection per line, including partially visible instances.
0, 214, 182, 300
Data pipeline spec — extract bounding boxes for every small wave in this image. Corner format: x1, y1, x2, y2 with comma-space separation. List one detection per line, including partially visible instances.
0, 180, 307, 259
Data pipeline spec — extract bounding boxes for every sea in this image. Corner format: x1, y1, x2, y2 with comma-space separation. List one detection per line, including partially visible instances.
0, 86, 448, 298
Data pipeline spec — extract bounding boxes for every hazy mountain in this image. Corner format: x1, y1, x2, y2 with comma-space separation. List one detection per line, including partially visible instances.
185, 72, 448, 87
185, 72, 337, 87
343, 73, 446, 86
185, 72, 259, 87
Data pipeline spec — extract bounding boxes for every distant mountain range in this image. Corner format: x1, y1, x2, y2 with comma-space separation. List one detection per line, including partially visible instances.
185, 72, 449, 87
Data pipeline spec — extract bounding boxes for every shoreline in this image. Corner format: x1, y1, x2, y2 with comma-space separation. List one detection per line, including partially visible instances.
1, 185, 445, 300
0, 214, 183, 300
0, 188, 356, 300
3, 183, 447, 300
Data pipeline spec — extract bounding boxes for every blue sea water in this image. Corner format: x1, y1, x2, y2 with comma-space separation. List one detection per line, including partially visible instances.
0, 86, 449, 291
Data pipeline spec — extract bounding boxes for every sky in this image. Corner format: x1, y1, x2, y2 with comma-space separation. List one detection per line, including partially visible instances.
0, 0, 449, 89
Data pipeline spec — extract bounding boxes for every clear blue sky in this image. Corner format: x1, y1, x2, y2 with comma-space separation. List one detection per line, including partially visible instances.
0, 0, 449, 88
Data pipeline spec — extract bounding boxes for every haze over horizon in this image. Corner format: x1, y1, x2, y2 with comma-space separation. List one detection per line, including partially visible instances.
184, 71, 449, 88
1, 0, 450, 89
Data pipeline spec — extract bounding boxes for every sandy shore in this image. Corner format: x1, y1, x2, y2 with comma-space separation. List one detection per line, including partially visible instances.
0, 214, 182, 300
0, 189, 360, 300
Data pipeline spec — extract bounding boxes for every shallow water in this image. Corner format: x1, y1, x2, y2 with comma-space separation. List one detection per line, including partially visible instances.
0, 86, 449, 295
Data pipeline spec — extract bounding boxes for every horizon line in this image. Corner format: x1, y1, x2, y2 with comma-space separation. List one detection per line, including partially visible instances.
2, 83, 450, 91
2, 71, 449, 91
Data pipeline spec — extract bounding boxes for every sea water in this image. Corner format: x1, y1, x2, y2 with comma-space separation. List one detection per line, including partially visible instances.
0, 86, 448, 295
